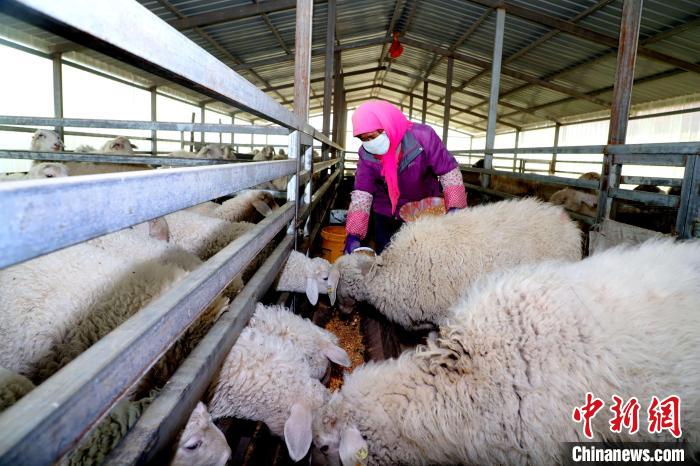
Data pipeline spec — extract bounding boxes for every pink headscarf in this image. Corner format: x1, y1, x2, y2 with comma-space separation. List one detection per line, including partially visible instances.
352, 100, 412, 214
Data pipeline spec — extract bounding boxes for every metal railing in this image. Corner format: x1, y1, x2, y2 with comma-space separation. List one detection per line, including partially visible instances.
0, 0, 345, 464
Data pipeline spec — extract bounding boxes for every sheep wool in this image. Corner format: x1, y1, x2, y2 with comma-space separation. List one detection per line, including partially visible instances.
314, 239, 700, 465
248, 303, 350, 379
0, 366, 35, 412
207, 327, 329, 461
332, 197, 582, 329
211, 190, 277, 224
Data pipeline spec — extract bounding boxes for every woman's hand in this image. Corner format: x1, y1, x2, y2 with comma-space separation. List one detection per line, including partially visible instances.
344, 234, 362, 255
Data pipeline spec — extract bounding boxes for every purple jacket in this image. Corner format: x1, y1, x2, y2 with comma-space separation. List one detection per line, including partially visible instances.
354, 123, 458, 218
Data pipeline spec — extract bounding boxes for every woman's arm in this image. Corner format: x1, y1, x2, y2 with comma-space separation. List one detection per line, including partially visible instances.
423, 127, 467, 210
346, 157, 377, 240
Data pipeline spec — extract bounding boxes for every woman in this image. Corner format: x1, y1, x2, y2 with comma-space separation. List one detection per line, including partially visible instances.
344, 100, 467, 254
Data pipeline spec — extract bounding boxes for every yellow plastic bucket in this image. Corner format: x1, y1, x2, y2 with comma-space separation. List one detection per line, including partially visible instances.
320, 226, 347, 263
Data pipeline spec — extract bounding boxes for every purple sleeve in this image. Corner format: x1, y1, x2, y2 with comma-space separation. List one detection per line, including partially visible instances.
353, 151, 378, 194
424, 126, 458, 176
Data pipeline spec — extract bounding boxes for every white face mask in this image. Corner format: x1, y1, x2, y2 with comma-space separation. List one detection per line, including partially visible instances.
362, 132, 390, 155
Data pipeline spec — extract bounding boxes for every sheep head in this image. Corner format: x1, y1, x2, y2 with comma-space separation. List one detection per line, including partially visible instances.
27, 162, 68, 179
251, 190, 277, 217
313, 394, 368, 466
331, 253, 378, 314
171, 402, 231, 466
30, 129, 63, 152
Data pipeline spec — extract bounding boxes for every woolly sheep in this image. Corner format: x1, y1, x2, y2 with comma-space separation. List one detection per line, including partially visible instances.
207, 327, 329, 461
30, 129, 64, 152
0, 242, 194, 382
74, 144, 97, 152
171, 402, 231, 466
101, 136, 137, 154
0, 366, 34, 412
313, 239, 700, 466
277, 250, 333, 305
187, 190, 276, 224
293, 198, 581, 330
249, 303, 350, 378
27, 162, 69, 179
549, 187, 598, 217
161, 210, 255, 260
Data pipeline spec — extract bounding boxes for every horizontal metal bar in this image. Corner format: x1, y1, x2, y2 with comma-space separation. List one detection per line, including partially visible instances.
0, 0, 315, 135
105, 234, 294, 465
0, 125, 185, 144
0, 150, 235, 166
313, 130, 343, 151
0, 160, 295, 269
312, 158, 340, 173
0, 203, 295, 464
460, 165, 599, 190
619, 176, 682, 187
0, 116, 288, 135
608, 188, 679, 208
612, 154, 687, 167
452, 145, 605, 155
311, 169, 341, 209
607, 142, 700, 155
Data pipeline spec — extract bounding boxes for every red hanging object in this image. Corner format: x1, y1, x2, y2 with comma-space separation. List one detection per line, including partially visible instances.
389, 32, 404, 59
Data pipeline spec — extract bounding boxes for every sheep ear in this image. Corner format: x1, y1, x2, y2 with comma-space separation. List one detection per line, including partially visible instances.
322, 342, 351, 367
252, 199, 273, 217
339, 426, 368, 466
284, 403, 313, 462
148, 217, 170, 242
327, 268, 340, 306
306, 277, 319, 305
580, 195, 597, 208
130, 143, 138, 149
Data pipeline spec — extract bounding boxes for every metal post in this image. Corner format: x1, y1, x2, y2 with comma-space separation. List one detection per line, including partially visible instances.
200, 104, 206, 147
230, 112, 237, 149
332, 50, 343, 146
322, 0, 336, 160
189, 112, 195, 152
596, 0, 643, 223
512, 129, 520, 172
294, 0, 313, 121
52, 54, 63, 141
442, 56, 454, 144
150, 87, 157, 156
483, 7, 506, 188
550, 123, 560, 174
218, 118, 222, 144
675, 154, 699, 238
469, 135, 473, 165
421, 81, 428, 124
409, 94, 414, 120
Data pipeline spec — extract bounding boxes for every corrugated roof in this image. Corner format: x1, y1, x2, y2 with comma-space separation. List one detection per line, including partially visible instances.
1, 0, 699, 136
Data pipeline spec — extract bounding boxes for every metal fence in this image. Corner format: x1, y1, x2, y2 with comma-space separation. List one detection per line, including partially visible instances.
0, 0, 344, 464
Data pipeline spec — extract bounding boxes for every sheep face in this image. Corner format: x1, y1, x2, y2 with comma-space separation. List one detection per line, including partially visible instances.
253, 191, 277, 216
30, 130, 63, 152
578, 172, 600, 182
171, 402, 231, 466
549, 188, 598, 217
332, 254, 376, 314
313, 396, 368, 466
196, 144, 224, 159
103, 136, 137, 154
27, 162, 68, 179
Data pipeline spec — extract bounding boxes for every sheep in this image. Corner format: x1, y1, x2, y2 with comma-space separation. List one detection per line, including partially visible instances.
277, 250, 333, 305
171, 402, 231, 466
253, 145, 276, 161
161, 210, 256, 260
0, 366, 35, 412
74, 144, 97, 152
167, 144, 233, 160
206, 327, 329, 462
549, 187, 598, 217
186, 190, 277, 224
27, 162, 69, 179
312, 239, 700, 466
298, 198, 581, 330
30, 129, 64, 152
101, 136, 137, 154
249, 303, 350, 379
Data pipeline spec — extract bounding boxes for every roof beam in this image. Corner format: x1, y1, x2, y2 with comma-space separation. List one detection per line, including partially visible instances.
232, 37, 388, 71
400, 37, 610, 107
467, 0, 700, 74
429, 0, 613, 114
400, 7, 492, 105
169, 0, 298, 30
261, 66, 386, 92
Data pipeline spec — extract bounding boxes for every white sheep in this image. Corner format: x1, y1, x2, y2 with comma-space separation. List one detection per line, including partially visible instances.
161, 210, 255, 260
74, 144, 97, 152
186, 190, 277, 224
207, 327, 329, 461
277, 250, 333, 305
248, 303, 350, 379
282, 198, 582, 330
549, 187, 598, 217
313, 239, 700, 465
171, 402, 231, 466
27, 162, 69, 179
0, 366, 35, 412
30, 129, 63, 152
0, 242, 191, 382
101, 136, 138, 154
